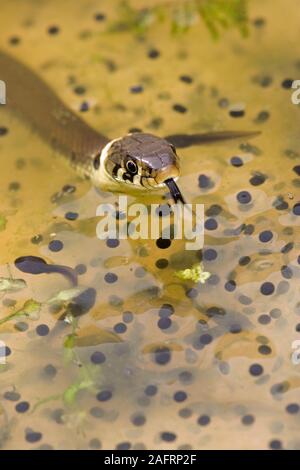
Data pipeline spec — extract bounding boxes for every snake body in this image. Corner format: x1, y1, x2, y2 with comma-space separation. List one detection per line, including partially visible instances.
0, 49, 109, 177
0, 49, 259, 201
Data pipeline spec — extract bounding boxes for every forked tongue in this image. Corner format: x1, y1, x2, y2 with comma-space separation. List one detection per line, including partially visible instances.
165, 178, 186, 204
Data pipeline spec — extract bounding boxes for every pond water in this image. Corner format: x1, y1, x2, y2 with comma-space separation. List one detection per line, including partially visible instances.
0, 0, 299, 450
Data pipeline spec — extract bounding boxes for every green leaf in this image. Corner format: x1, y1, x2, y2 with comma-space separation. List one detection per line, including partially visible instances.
47, 288, 81, 304
64, 334, 76, 349
198, 0, 249, 39
63, 379, 94, 406
21, 299, 41, 315
0, 298, 41, 326
109, 0, 249, 38
0, 277, 26, 293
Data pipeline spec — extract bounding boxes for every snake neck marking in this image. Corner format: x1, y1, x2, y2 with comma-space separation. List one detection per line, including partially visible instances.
91, 138, 124, 192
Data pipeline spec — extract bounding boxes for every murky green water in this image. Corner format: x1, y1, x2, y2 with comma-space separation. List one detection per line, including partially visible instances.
0, 0, 299, 450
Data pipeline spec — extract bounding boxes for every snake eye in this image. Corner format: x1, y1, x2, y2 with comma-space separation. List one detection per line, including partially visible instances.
126, 159, 138, 174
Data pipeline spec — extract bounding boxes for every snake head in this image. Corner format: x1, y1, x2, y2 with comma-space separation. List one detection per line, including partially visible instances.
93, 132, 183, 202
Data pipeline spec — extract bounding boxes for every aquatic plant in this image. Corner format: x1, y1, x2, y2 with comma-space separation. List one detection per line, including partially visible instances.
0, 286, 81, 326
0, 299, 41, 326
63, 378, 95, 407
198, 0, 248, 38
47, 288, 82, 305
0, 277, 26, 293
175, 262, 211, 283
110, 0, 249, 37
32, 314, 99, 412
